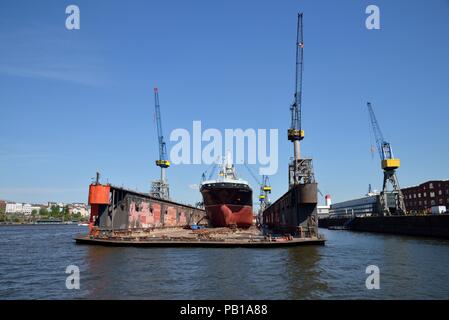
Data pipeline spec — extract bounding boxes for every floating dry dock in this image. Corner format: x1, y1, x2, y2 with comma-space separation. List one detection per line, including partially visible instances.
75, 226, 325, 248
76, 182, 325, 248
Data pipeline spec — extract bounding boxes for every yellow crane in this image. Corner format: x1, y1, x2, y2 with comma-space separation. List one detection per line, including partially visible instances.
367, 102, 406, 215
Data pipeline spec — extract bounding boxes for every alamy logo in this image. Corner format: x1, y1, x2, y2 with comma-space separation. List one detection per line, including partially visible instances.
169, 121, 278, 175
365, 5, 380, 30
65, 265, 80, 289
65, 5, 80, 30
365, 265, 380, 289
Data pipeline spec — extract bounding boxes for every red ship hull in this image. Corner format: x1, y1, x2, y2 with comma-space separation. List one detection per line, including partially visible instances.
204, 204, 253, 228
200, 182, 253, 228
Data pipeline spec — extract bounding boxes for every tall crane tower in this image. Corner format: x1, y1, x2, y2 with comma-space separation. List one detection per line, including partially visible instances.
288, 13, 315, 188
151, 87, 170, 199
367, 102, 406, 215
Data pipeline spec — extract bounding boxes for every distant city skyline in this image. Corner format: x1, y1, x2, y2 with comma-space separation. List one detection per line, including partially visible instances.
1, 0, 448, 205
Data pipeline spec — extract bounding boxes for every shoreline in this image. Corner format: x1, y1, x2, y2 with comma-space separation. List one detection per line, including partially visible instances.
0, 222, 88, 226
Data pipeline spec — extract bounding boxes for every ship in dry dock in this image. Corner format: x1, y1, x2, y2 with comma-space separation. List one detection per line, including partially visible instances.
200, 154, 253, 228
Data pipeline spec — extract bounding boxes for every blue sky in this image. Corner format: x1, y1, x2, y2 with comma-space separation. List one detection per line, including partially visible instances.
1, 0, 448, 206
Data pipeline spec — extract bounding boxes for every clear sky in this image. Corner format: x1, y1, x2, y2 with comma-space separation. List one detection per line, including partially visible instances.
1, 0, 448, 206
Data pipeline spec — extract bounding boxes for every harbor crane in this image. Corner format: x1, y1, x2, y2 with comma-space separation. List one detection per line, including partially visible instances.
288, 13, 315, 188
259, 175, 272, 211
367, 102, 406, 215
151, 87, 170, 199
243, 164, 272, 214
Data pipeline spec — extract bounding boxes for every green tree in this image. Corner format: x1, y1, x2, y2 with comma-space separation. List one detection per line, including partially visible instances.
11, 214, 21, 223
50, 205, 60, 218
62, 205, 70, 221
0, 207, 5, 222
31, 209, 38, 222
39, 207, 49, 218
72, 212, 81, 222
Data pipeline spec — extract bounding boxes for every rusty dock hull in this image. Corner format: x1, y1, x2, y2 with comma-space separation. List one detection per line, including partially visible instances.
88, 184, 207, 231
75, 234, 325, 248
263, 183, 319, 237
75, 225, 325, 247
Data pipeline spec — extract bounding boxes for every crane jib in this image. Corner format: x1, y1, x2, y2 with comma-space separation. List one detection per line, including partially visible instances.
288, 13, 305, 142
154, 88, 168, 162
293, 13, 304, 132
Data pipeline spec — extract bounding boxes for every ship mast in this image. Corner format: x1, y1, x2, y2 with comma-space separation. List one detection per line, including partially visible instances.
220, 151, 237, 180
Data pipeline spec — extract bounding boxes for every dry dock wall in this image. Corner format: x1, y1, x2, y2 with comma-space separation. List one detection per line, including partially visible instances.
263, 183, 318, 236
92, 186, 206, 230
320, 214, 449, 239
318, 216, 349, 229
349, 215, 449, 238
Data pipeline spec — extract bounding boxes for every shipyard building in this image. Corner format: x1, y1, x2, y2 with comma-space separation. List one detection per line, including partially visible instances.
329, 195, 379, 217
328, 189, 405, 217
327, 180, 449, 217
401, 180, 449, 214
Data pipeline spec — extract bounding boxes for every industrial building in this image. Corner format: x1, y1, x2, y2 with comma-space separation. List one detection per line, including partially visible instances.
329, 195, 378, 217
402, 180, 449, 214
326, 180, 449, 218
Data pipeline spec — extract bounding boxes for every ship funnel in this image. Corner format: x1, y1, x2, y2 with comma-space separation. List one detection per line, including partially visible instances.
325, 194, 332, 207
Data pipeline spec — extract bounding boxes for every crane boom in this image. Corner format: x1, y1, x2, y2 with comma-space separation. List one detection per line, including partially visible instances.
288, 13, 305, 146
367, 102, 385, 159
244, 163, 262, 186
201, 162, 219, 182
288, 13, 304, 144
367, 102, 397, 167
292, 12, 304, 132
154, 88, 169, 167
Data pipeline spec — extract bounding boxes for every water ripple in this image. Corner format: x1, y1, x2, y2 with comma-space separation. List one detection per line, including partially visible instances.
1, 226, 449, 299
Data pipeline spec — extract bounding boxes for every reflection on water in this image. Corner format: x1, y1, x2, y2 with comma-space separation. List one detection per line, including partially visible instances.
284, 246, 329, 299
1, 225, 449, 299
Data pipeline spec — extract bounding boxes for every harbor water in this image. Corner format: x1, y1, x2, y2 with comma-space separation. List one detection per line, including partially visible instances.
1, 225, 448, 299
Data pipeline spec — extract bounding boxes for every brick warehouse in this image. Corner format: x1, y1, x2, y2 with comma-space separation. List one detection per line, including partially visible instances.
402, 180, 449, 214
